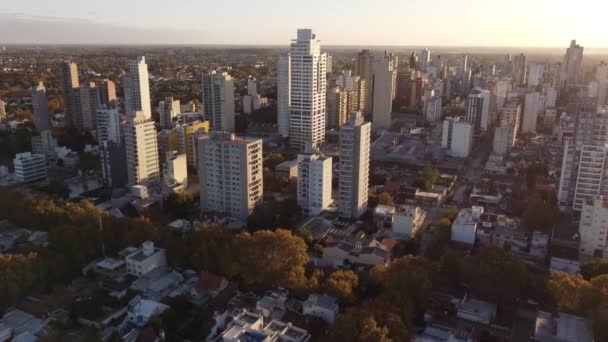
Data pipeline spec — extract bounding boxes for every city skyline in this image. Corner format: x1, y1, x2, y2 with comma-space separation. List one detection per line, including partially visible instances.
1, 0, 608, 48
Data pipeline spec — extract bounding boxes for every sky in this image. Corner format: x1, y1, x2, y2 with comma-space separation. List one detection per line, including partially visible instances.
0, 0, 607, 47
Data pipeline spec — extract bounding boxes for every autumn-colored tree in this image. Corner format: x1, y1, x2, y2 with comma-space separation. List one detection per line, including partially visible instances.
377, 192, 394, 206
325, 270, 359, 302
547, 272, 592, 312
380, 256, 437, 310
235, 229, 309, 290
581, 259, 608, 280
265, 152, 286, 171
307, 269, 325, 290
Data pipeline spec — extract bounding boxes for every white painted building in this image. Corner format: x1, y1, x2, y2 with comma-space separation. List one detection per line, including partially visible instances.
302, 293, 338, 325
96, 103, 121, 144
527, 63, 545, 88
124, 56, 152, 121
203, 71, 235, 132
579, 196, 608, 259
125, 241, 167, 277
198, 132, 263, 220
164, 151, 188, 191
297, 152, 332, 216
493, 123, 512, 155
392, 205, 425, 238
442, 117, 473, 158
464, 88, 491, 134
424, 96, 442, 124
124, 114, 160, 188
338, 112, 371, 219
287, 29, 327, 150
13, 152, 47, 183
451, 206, 484, 245
371, 51, 397, 130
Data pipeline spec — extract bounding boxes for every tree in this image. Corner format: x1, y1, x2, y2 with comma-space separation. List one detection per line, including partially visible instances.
325, 270, 359, 302
581, 259, 608, 280
377, 192, 394, 206
522, 196, 560, 233
165, 193, 192, 218
235, 229, 309, 290
294, 227, 313, 246
461, 246, 528, 304
379, 256, 437, 311
265, 153, 286, 171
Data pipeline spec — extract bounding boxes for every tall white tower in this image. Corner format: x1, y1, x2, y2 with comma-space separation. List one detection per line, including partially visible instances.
288, 29, 327, 150
339, 111, 371, 219
297, 150, 333, 217
371, 52, 397, 130
124, 56, 152, 121
124, 114, 160, 188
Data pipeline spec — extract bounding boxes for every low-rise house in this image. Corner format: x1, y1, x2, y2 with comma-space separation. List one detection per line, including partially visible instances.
302, 293, 338, 325
374, 205, 395, 228
130, 268, 184, 301
392, 205, 426, 238
126, 296, 169, 328
219, 310, 311, 342
321, 239, 390, 268
189, 272, 228, 302
0, 309, 47, 340
451, 207, 484, 246
550, 257, 580, 275
257, 290, 288, 320
125, 241, 167, 277
453, 296, 496, 325
276, 159, 298, 182
415, 324, 477, 342
534, 311, 593, 342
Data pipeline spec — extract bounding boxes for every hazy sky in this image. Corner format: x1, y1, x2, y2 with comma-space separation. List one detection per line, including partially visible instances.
1, 0, 606, 47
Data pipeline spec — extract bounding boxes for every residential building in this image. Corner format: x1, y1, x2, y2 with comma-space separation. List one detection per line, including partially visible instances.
455, 297, 496, 325
493, 123, 512, 155
100, 140, 127, 188
338, 112, 371, 219
31, 82, 50, 131
176, 120, 209, 168
513, 53, 527, 86
124, 56, 152, 120
125, 241, 167, 277
534, 311, 593, 342
527, 63, 545, 88
498, 98, 522, 144
98, 79, 116, 106
579, 196, 608, 259
202, 71, 235, 132
392, 205, 426, 238
558, 105, 608, 210
243, 78, 263, 114
276, 159, 299, 182
302, 294, 338, 325
198, 132, 263, 220
13, 152, 47, 183
561, 40, 584, 88
424, 95, 442, 123
371, 51, 397, 130
126, 296, 169, 328
419, 48, 431, 71
158, 97, 180, 129
521, 92, 541, 133
442, 117, 473, 158
326, 86, 349, 129
297, 151, 332, 216
164, 151, 188, 192
464, 88, 491, 134
356, 49, 374, 115
219, 310, 311, 342
60, 61, 79, 127
73, 82, 100, 130
288, 29, 327, 150
31, 130, 57, 159
451, 206, 484, 245
96, 103, 121, 144
124, 115, 160, 188
277, 55, 291, 137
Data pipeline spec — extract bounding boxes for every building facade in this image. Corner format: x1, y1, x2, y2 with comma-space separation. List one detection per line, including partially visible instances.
297, 152, 332, 216
202, 71, 235, 132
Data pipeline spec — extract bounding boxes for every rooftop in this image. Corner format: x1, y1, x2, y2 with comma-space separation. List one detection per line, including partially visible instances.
535, 311, 593, 342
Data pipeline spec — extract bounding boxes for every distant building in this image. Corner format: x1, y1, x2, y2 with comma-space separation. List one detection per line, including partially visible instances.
527, 63, 545, 88
356, 49, 374, 115
60, 61, 80, 127
424, 95, 442, 123
326, 86, 349, 129
124, 56, 152, 121
464, 88, 491, 134
442, 117, 473, 158
521, 92, 540, 133
561, 40, 584, 88
535, 311, 593, 342
339, 112, 371, 219
493, 124, 512, 155
125, 241, 167, 277
98, 79, 116, 106
371, 52, 397, 130
297, 151, 332, 216
451, 206, 484, 245
202, 71, 235, 132
198, 132, 263, 220
124, 115, 160, 188
31, 82, 51, 131
513, 53, 527, 86
158, 97, 180, 129
13, 152, 47, 183
31, 130, 57, 159
73, 82, 100, 130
